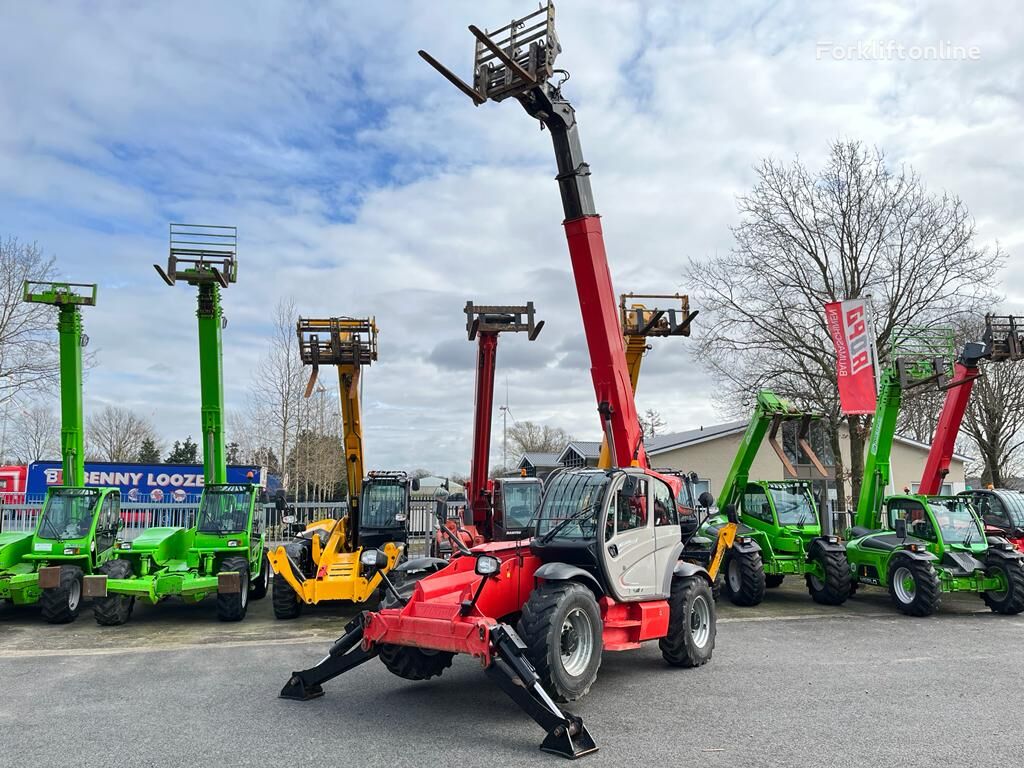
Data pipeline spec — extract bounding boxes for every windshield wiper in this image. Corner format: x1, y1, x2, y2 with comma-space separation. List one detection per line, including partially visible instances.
540, 503, 599, 545
37, 509, 64, 543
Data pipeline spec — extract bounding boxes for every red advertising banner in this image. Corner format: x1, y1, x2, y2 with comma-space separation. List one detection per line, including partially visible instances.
825, 299, 877, 414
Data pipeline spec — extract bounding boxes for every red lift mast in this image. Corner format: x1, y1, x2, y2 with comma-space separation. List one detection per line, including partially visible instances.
919, 316, 1024, 495
464, 302, 543, 537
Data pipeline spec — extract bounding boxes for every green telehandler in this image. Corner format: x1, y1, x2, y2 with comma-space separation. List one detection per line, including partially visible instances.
700, 390, 850, 606
0, 281, 121, 623
845, 328, 1024, 616
85, 224, 268, 624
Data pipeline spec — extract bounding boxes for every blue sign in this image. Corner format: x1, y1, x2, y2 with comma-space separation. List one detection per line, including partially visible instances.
26, 461, 267, 503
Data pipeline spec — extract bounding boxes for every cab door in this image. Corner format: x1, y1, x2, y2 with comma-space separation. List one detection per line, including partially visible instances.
601, 474, 658, 601
95, 493, 119, 554
652, 478, 683, 595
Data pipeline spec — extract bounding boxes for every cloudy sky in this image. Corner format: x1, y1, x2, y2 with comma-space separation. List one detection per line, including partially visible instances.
1, 1, 1020, 475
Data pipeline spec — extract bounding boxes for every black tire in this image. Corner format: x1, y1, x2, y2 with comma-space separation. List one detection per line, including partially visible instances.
848, 580, 859, 598
660, 575, 715, 667
378, 643, 454, 680
40, 565, 83, 624
93, 560, 135, 626
981, 556, 1024, 615
805, 546, 851, 606
216, 556, 249, 622
711, 572, 723, 602
517, 582, 603, 702
250, 549, 270, 600
765, 574, 785, 589
722, 549, 766, 607
272, 573, 302, 619
887, 555, 940, 617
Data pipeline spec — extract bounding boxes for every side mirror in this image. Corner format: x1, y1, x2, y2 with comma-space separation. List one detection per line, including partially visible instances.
621, 475, 638, 497
725, 504, 739, 525
894, 518, 908, 540
118, 519, 126, 531
411, 478, 420, 492
282, 514, 296, 525
698, 491, 715, 509
360, 549, 390, 573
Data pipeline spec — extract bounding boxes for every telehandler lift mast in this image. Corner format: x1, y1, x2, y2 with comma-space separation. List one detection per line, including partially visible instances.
0, 282, 121, 623
466, 302, 543, 539
267, 317, 413, 616
87, 224, 267, 623
282, 5, 717, 758
922, 315, 1024, 494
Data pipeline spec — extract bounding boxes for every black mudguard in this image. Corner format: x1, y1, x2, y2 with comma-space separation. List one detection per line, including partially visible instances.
983, 543, 1024, 561
673, 559, 713, 586
731, 536, 762, 555
807, 536, 846, 556
533, 562, 605, 596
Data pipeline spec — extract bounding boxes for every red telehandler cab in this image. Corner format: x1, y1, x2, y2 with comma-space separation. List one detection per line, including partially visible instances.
281, 5, 719, 757
921, 315, 1024, 548
432, 302, 544, 556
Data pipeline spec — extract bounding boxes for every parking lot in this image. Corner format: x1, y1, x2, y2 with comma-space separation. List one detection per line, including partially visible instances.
3, 581, 1021, 768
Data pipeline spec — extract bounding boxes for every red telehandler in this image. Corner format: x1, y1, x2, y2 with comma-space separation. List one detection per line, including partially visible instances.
281, 4, 719, 757
919, 315, 1024, 549
432, 302, 545, 556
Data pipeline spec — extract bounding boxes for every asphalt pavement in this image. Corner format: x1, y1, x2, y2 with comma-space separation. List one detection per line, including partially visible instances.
2, 580, 1022, 767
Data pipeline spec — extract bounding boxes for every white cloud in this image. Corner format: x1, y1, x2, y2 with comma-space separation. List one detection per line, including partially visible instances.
1, 0, 1020, 475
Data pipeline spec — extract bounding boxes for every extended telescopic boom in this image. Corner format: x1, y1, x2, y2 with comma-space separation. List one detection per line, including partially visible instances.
420, 2, 645, 468
22, 281, 98, 488
154, 223, 237, 485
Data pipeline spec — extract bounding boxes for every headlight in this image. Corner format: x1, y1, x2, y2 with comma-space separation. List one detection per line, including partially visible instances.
475, 555, 500, 577
63, 547, 80, 555
360, 549, 389, 571
227, 539, 240, 547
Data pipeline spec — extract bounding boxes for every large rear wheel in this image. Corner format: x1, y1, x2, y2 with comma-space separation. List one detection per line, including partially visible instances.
272, 573, 302, 619
981, 556, 1024, 615
722, 549, 766, 607
40, 566, 83, 624
517, 582, 603, 702
660, 575, 715, 667
216, 556, 250, 622
887, 556, 940, 617
805, 546, 851, 605
93, 560, 135, 626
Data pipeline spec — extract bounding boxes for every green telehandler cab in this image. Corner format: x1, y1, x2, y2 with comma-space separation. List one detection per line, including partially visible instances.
0, 282, 121, 623
699, 390, 850, 607
845, 328, 1024, 616
86, 224, 267, 624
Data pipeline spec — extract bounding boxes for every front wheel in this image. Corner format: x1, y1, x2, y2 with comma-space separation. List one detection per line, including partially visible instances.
517, 582, 603, 702
722, 549, 766, 607
805, 546, 850, 605
216, 556, 250, 622
660, 575, 715, 667
981, 556, 1024, 615
40, 566, 83, 624
272, 573, 302, 619
93, 560, 135, 626
378, 644, 454, 680
887, 556, 940, 617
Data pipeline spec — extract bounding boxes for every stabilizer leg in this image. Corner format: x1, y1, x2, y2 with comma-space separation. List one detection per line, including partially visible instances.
484, 624, 598, 759
280, 614, 378, 700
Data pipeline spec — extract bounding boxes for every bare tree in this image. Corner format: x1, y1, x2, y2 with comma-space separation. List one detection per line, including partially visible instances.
86, 405, 159, 462
686, 141, 1002, 510
9, 404, 60, 462
248, 297, 305, 488
962, 360, 1024, 486
640, 408, 666, 438
508, 421, 574, 455
0, 238, 59, 406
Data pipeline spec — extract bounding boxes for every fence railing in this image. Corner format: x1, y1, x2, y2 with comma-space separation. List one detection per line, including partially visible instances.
0, 498, 463, 553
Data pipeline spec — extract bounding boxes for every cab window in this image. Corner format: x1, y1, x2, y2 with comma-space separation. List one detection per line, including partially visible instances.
888, 500, 936, 542
614, 477, 648, 534
100, 494, 120, 531
653, 479, 677, 526
743, 484, 773, 523
978, 496, 1011, 529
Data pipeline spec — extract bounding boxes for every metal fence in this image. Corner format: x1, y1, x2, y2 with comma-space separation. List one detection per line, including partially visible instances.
0, 496, 463, 554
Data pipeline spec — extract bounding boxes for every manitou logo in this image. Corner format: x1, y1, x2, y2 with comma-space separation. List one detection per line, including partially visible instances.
844, 304, 872, 375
